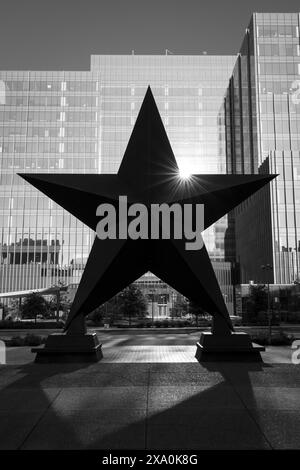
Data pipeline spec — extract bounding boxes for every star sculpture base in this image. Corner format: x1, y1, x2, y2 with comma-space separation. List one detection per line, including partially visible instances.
32, 333, 102, 363
195, 332, 264, 362
32, 317, 102, 363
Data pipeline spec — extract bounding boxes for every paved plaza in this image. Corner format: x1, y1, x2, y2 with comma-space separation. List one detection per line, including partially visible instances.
2, 329, 298, 365
0, 331, 300, 450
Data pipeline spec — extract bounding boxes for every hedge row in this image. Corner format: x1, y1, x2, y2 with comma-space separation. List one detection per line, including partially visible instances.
0, 320, 64, 329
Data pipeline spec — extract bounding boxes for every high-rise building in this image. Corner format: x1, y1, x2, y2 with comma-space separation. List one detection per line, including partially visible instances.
0, 55, 236, 313
224, 12, 300, 285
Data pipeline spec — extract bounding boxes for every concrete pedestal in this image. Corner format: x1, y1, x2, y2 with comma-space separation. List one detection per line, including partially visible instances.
195, 331, 264, 362
32, 332, 102, 363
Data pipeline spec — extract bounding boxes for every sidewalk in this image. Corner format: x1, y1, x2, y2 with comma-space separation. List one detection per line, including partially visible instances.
3, 343, 296, 365
0, 353, 300, 449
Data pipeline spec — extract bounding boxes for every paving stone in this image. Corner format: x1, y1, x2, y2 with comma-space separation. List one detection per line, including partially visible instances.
6, 346, 34, 365
146, 410, 271, 449
102, 345, 198, 362
52, 386, 147, 410
148, 384, 244, 412
0, 411, 43, 450
228, 365, 300, 387
21, 409, 146, 449
0, 388, 60, 412
149, 371, 224, 386
24, 364, 150, 388
235, 386, 300, 410
249, 410, 300, 449
149, 363, 212, 373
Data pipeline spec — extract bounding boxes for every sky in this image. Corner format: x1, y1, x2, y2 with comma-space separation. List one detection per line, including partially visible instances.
0, 0, 300, 70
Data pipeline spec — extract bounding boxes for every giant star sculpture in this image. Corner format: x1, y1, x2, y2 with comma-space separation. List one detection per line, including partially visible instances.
19, 87, 275, 336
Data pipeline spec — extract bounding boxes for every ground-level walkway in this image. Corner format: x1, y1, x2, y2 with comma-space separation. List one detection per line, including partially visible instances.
2, 329, 297, 365
0, 355, 300, 449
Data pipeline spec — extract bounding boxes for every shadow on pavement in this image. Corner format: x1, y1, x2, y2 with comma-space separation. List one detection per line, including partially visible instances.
0, 355, 278, 450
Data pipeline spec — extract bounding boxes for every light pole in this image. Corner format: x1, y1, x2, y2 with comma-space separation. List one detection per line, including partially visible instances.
56, 288, 60, 324
292, 280, 300, 324
261, 264, 273, 344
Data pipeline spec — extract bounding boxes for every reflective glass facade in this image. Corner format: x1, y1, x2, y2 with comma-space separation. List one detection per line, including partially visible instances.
0, 71, 100, 292
0, 55, 236, 311
225, 12, 300, 284
91, 55, 235, 268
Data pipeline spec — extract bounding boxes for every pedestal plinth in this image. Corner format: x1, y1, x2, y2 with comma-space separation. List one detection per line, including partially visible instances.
32, 332, 102, 363
195, 331, 264, 362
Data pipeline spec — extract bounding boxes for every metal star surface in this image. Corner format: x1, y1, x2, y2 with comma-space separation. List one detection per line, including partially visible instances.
20, 87, 276, 333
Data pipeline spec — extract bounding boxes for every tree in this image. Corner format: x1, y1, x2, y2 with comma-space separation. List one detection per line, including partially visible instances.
87, 284, 147, 326
88, 304, 106, 325
0, 302, 5, 321
4, 299, 20, 321
118, 284, 147, 326
49, 291, 72, 323
88, 297, 119, 325
246, 284, 268, 323
48, 281, 72, 322
20, 292, 50, 323
170, 298, 188, 318
188, 300, 206, 326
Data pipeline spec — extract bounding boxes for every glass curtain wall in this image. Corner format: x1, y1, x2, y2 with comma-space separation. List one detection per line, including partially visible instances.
0, 55, 236, 311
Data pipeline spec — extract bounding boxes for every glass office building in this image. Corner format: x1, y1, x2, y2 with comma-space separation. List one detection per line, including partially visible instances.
224, 12, 300, 285
0, 71, 100, 293
0, 55, 236, 313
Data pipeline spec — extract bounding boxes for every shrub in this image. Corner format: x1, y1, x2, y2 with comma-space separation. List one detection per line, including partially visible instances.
23, 334, 46, 346
0, 320, 64, 329
251, 330, 294, 346
8, 336, 24, 347
135, 320, 152, 327
285, 313, 300, 324
7, 334, 46, 347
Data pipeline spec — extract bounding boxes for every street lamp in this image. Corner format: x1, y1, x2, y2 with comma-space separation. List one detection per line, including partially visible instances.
261, 264, 273, 344
292, 280, 300, 323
